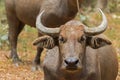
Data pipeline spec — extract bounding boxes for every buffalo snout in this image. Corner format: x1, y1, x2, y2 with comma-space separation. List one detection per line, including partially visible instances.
63, 57, 82, 72
64, 57, 79, 67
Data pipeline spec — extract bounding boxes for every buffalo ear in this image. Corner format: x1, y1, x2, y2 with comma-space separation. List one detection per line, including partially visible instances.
33, 35, 55, 49
87, 36, 112, 49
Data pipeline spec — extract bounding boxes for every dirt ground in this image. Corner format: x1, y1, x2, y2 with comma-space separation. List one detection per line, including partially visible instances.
0, 51, 44, 80
0, 50, 119, 80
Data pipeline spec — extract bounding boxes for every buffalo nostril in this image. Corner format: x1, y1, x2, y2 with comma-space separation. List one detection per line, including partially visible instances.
64, 58, 79, 66
75, 59, 79, 64
65, 59, 69, 65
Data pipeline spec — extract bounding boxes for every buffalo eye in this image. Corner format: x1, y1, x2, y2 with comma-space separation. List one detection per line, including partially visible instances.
59, 36, 66, 43
78, 35, 86, 43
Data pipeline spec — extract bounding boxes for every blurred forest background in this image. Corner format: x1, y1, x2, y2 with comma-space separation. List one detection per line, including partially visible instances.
0, 0, 120, 80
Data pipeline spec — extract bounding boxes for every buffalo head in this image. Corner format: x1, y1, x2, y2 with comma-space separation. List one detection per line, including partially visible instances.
33, 9, 111, 74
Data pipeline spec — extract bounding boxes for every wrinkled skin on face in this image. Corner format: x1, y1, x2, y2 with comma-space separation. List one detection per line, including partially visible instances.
57, 20, 112, 75
58, 23, 86, 73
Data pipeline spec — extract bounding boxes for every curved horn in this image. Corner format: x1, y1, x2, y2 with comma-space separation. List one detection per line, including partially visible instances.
36, 10, 60, 36
84, 9, 107, 36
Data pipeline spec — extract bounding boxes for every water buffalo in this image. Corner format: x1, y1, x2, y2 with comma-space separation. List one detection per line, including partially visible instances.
5, 0, 82, 67
33, 9, 118, 80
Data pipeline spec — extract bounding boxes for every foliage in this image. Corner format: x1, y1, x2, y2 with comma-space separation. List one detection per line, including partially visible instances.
0, 0, 9, 49
108, 0, 118, 12
0, 24, 9, 49
82, 0, 120, 12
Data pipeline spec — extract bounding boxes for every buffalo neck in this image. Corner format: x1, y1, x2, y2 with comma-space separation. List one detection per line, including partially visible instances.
40, 0, 79, 27
59, 0, 78, 16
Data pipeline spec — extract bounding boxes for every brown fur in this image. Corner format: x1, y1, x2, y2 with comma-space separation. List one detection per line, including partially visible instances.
5, 0, 82, 66
34, 20, 118, 80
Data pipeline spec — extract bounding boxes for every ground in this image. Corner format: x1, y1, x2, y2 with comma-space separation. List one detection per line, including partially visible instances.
0, 51, 44, 80
0, 0, 120, 80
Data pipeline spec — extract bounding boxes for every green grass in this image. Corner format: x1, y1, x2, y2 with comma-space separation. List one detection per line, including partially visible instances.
0, 0, 6, 18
